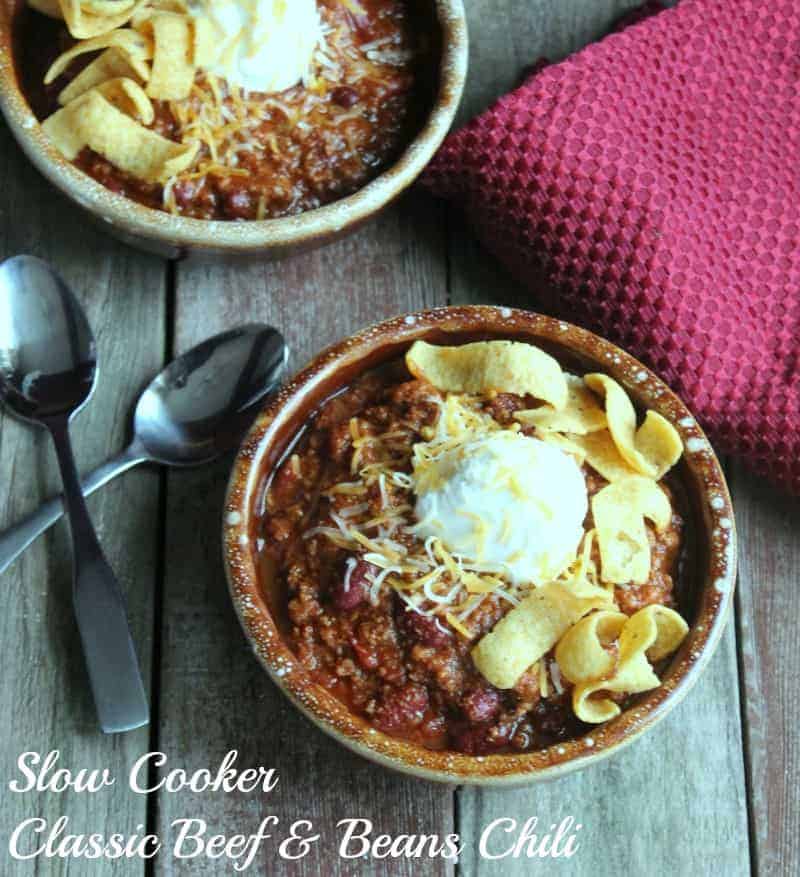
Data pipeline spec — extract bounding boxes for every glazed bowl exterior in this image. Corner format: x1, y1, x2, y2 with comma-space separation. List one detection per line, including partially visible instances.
0, 0, 468, 259
222, 306, 737, 785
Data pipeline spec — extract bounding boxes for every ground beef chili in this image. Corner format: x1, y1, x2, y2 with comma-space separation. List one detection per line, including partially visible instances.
16, 0, 433, 220
258, 362, 685, 755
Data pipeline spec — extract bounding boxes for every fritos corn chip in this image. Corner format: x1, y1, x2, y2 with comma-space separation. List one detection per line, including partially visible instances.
58, 47, 148, 105
515, 374, 607, 434
584, 373, 682, 479
406, 340, 568, 409
555, 609, 627, 684
44, 29, 153, 85
139, 12, 195, 100
561, 429, 639, 482
557, 605, 688, 723
592, 475, 672, 584
192, 17, 217, 67
43, 89, 197, 182
49, 0, 144, 40
128, 0, 191, 30
535, 431, 588, 464
39, 3, 211, 184
634, 412, 685, 480
94, 77, 154, 124
471, 582, 612, 689
41, 97, 87, 160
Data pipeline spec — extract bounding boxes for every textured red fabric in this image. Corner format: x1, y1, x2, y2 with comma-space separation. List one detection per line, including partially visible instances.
423, 0, 800, 494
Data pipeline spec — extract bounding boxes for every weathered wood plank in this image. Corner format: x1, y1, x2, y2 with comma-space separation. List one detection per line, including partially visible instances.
448, 1, 750, 874
732, 465, 800, 877
157, 191, 452, 876
0, 124, 166, 874
454, 0, 645, 125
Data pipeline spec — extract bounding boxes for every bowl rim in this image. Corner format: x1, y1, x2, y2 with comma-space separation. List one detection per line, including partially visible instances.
0, 0, 468, 252
222, 305, 738, 786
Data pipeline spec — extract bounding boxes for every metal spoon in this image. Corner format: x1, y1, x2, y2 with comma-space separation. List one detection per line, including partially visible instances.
0, 255, 148, 733
0, 319, 288, 576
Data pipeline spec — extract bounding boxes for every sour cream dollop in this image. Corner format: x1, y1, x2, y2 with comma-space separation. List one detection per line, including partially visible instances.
191, 0, 322, 94
413, 432, 588, 586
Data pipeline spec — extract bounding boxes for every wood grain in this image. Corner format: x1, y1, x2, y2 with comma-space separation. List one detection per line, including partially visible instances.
447, 1, 750, 874
732, 464, 800, 877
0, 125, 166, 875
157, 192, 453, 876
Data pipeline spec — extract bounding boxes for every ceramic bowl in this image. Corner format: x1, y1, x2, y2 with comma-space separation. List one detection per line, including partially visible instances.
0, 0, 468, 259
223, 306, 737, 785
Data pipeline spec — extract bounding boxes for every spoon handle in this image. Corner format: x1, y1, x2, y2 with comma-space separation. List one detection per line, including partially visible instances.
47, 418, 149, 734
0, 445, 145, 577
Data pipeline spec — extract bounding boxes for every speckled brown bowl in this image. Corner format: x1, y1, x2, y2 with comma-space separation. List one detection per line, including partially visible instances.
223, 306, 737, 785
0, 0, 468, 259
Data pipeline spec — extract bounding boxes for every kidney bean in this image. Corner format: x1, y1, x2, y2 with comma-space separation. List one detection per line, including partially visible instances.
461, 687, 502, 724
421, 713, 447, 741
331, 85, 359, 108
451, 721, 511, 755
172, 178, 198, 209
396, 607, 451, 647
532, 700, 575, 743
330, 559, 376, 611
373, 683, 429, 733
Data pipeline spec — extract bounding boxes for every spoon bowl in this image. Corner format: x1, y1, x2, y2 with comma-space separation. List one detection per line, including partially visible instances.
0, 255, 96, 421
133, 325, 287, 466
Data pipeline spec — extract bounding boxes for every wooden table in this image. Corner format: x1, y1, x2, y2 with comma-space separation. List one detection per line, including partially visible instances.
1, 2, 797, 874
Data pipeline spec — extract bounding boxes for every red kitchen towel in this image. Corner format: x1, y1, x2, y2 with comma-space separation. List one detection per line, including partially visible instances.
423, 0, 800, 494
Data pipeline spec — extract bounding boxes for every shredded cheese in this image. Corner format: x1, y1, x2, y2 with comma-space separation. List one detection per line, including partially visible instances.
551, 659, 565, 695
342, 557, 358, 592
539, 660, 549, 699
445, 613, 473, 640
302, 388, 591, 639
159, 0, 415, 212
